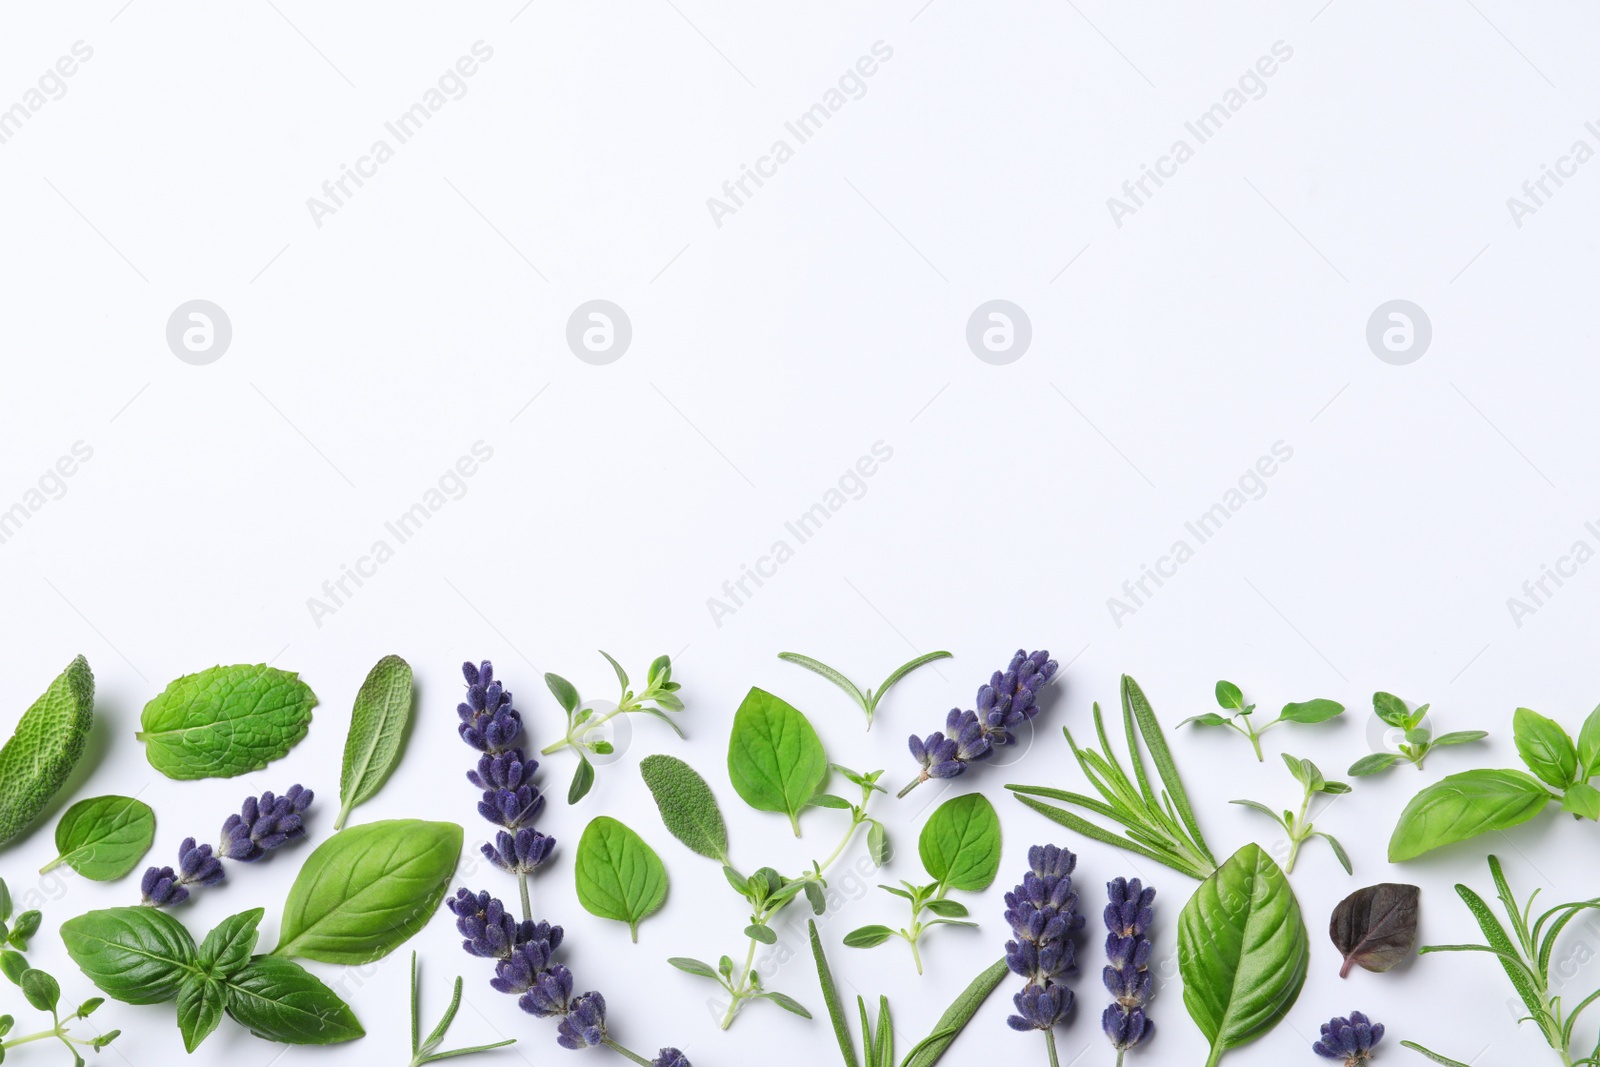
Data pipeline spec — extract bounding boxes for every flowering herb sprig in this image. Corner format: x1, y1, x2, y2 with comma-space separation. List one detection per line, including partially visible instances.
453, 661, 685, 1066
139, 785, 312, 907
642, 754, 887, 1029
541, 653, 684, 804
899, 649, 1057, 798
777, 649, 951, 730
1177, 680, 1343, 762
1347, 691, 1486, 777
0, 877, 119, 1065
1231, 754, 1352, 875
1313, 1012, 1384, 1065
1004, 844, 1084, 1067
1101, 877, 1154, 1066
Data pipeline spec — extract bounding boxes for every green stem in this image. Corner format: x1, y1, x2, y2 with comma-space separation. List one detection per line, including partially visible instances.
1284, 836, 1302, 874
1044, 1029, 1060, 1067
897, 775, 925, 799
517, 873, 532, 923
539, 738, 570, 755
1248, 729, 1264, 761
2, 1030, 63, 1050
909, 933, 924, 975
720, 936, 761, 1029
38, 856, 63, 874
603, 1039, 655, 1066
1116, 1050, 1126, 1067
543, 706, 632, 756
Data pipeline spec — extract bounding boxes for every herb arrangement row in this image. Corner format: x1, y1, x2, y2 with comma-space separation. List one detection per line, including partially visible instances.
0, 646, 1588, 1066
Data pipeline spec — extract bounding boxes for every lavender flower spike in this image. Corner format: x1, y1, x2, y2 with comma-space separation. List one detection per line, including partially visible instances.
653, 1050, 692, 1067
556, 992, 607, 1050
1004, 844, 1083, 1064
1313, 1011, 1385, 1065
1102, 877, 1156, 1064
219, 784, 313, 862
899, 649, 1057, 797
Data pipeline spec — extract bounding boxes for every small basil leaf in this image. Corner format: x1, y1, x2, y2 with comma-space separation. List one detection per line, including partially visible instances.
1329, 883, 1420, 977
804, 882, 828, 916
20, 970, 59, 1013
1278, 699, 1344, 724
1215, 681, 1245, 711
0, 950, 27, 986
727, 688, 828, 835
43, 796, 156, 881
1388, 769, 1553, 861
176, 975, 226, 1052
1579, 705, 1600, 778
1514, 707, 1579, 788
640, 755, 729, 863
197, 909, 263, 978
8, 912, 39, 950
598, 650, 629, 693
223, 956, 364, 1044
1320, 781, 1354, 795
574, 817, 668, 942
61, 907, 198, 1004
843, 926, 895, 948
918, 793, 1001, 893
1563, 782, 1600, 821
137, 665, 316, 780
1178, 712, 1232, 728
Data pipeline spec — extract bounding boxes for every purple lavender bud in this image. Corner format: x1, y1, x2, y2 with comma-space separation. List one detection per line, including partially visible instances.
492, 938, 558, 994
1313, 1012, 1384, 1063
903, 649, 1056, 794
458, 660, 524, 754
1103, 877, 1156, 1053
477, 785, 544, 829
447, 888, 523, 959
653, 1050, 691, 1067
1102, 1004, 1151, 1050
176, 838, 225, 888
1007, 983, 1069, 1032
556, 992, 607, 1050
483, 828, 556, 875
140, 866, 188, 907
518, 963, 575, 1019
219, 784, 313, 862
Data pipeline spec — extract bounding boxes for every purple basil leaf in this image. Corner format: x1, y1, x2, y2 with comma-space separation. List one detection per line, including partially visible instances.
1329, 882, 1420, 978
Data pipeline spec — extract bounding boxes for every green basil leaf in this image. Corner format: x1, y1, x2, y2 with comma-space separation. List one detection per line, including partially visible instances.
335, 655, 413, 830
20, 970, 59, 1013
1563, 782, 1600, 821
1388, 769, 1553, 861
1372, 692, 1411, 728
61, 907, 198, 1004
640, 754, 729, 863
1514, 707, 1579, 788
574, 817, 667, 942
727, 687, 828, 834
43, 795, 155, 880
843, 925, 895, 948
1277, 699, 1344, 724
272, 819, 462, 964
197, 909, 263, 978
918, 793, 1001, 893
223, 955, 364, 1044
1579, 705, 1600, 778
136, 665, 316, 780
1347, 753, 1400, 777
1178, 843, 1308, 1064
1215, 680, 1244, 710
900, 957, 1010, 1067
176, 975, 226, 1052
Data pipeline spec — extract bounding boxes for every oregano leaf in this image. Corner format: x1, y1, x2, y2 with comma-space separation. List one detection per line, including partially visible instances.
574, 817, 667, 942
727, 688, 828, 834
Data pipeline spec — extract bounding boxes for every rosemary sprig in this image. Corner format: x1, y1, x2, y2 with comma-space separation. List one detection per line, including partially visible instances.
1007, 674, 1217, 881
408, 952, 516, 1067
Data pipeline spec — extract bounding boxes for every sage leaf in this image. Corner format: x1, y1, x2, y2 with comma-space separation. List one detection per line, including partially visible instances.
336, 654, 414, 830
137, 664, 316, 780
1329, 883, 1420, 977
273, 819, 462, 964
197, 909, 263, 977
1388, 769, 1553, 861
42, 795, 155, 880
61, 907, 197, 1004
1178, 843, 1308, 1067
175, 975, 226, 1052
223, 955, 364, 1044
918, 793, 1001, 893
1278, 698, 1345, 724
574, 817, 667, 941
1513, 707, 1579, 789
639, 754, 729, 863
900, 956, 1009, 1067
0, 655, 95, 849
727, 687, 827, 834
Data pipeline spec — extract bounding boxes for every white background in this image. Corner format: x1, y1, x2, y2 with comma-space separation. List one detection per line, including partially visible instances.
2, 1, 1599, 1065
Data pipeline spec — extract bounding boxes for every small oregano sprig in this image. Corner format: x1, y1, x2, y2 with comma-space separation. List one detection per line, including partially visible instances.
845, 793, 1000, 974
642, 752, 887, 1029
139, 785, 312, 906
1349, 691, 1487, 777
900, 649, 1058, 798
1232, 755, 1352, 875
542, 653, 684, 804
1179, 680, 1343, 762
0, 877, 119, 1067
407, 952, 515, 1067
777, 649, 951, 730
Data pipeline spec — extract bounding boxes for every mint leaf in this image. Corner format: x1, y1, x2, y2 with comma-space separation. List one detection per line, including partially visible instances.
918, 793, 1001, 893
137, 665, 316, 780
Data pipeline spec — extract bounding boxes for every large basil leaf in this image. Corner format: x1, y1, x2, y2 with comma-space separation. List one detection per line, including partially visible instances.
1513, 707, 1578, 788
272, 819, 461, 964
223, 955, 364, 1044
640, 754, 729, 862
44, 795, 155, 880
574, 816, 668, 941
918, 793, 1001, 893
727, 688, 827, 834
336, 654, 414, 829
1178, 843, 1308, 1066
137, 664, 316, 779
61, 907, 198, 1004
1388, 769, 1553, 861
